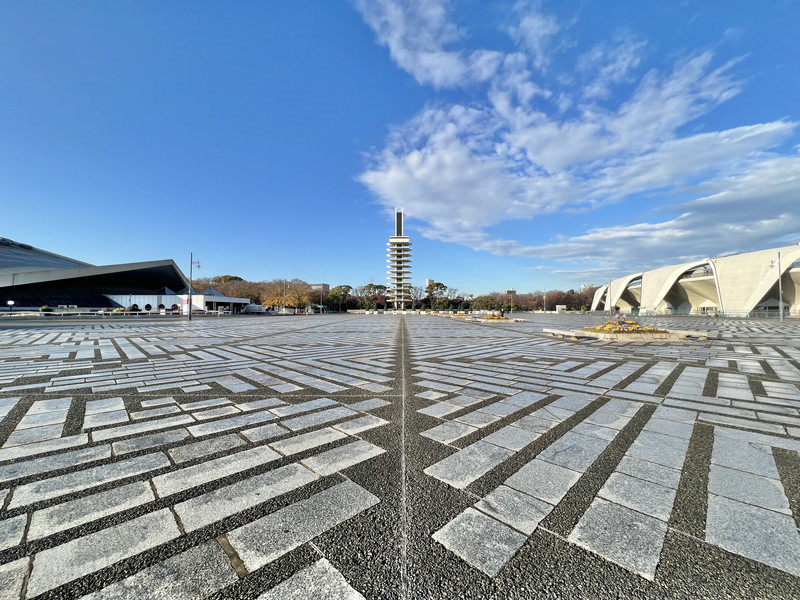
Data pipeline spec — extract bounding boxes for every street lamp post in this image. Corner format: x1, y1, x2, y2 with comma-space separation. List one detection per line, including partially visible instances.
188, 253, 201, 321
771, 251, 784, 322
6, 300, 13, 313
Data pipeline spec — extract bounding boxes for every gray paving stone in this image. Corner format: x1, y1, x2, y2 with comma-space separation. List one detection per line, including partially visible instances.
83, 541, 238, 600
129, 406, 182, 420
454, 410, 501, 427
270, 427, 348, 456
153, 445, 281, 497
333, 414, 389, 435
475, 485, 552, 535
112, 429, 191, 455
192, 405, 242, 420
513, 414, 559, 434
175, 463, 318, 532
572, 422, 619, 441
348, 398, 390, 411
548, 395, 590, 411
27, 509, 181, 597
538, 431, 612, 472
534, 405, 577, 422
17, 408, 69, 429
505, 459, 581, 505
271, 398, 338, 417
569, 497, 668, 581
93, 415, 196, 442
242, 422, 289, 443
416, 390, 448, 400
711, 435, 780, 478
139, 397, 176, 408
418, 402, 462, 418
421, 421, 478, 444
644, 417, 694, 439
28, 481, 155, 540
10, 452, 171, 508
4, 423, 64, 447
180, 397, 231, 412
627, 430, 690, 470
616, 456, 682, 489
424, 441, 514, 489
301, 440, 386, 476
237, 397, 285, 411
706, 494, 800, 577
479, 401, 520, 417
598, 472, 677, 522
0, 433, 88, 463
653, 406, 697, 424
227, 480, 379, 571
280, 406, 357, 431
187, 410, 277, 437
699, 412, 786, 435
708, 465, 791, 514
448, 394, 487, 407
482, 425, 539, 451
432, 508, 526, 577
83, 409, 130, 429
504, 391, 548, 408
0, 558, 28, 600
255, 558, 366, 600
601, 399, 642, 417
85, 398, 126, 414
0, 514, 26, 551
0, 445, 110, 483
167, 433, 247, 464
27, 397, 71, 414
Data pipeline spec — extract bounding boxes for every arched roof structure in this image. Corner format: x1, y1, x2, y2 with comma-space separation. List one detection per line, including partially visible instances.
591, 244, 800, 316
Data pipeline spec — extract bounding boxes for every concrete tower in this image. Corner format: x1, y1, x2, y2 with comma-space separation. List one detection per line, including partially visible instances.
386, 209, 412, 310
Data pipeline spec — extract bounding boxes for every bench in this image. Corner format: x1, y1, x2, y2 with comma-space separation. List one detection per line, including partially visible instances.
543, 328, 581, 340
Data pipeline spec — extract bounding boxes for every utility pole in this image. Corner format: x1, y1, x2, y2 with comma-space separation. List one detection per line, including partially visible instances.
188, 253, 200, 321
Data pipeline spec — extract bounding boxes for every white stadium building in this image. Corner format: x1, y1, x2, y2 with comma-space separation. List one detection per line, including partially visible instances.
591, 245, 800, 317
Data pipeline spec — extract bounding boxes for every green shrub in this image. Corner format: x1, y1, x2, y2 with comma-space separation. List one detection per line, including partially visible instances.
40, 306, 53, 312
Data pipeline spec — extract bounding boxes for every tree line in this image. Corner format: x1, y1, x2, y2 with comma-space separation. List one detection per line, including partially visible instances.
193, 276, 598, 312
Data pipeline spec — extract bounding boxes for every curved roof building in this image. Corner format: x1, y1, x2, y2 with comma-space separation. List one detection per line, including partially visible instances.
591, 245, 800, 317
0, 238, 189, 309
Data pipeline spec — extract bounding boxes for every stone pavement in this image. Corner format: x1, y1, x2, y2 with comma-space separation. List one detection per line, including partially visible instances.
0, 313, 799, 599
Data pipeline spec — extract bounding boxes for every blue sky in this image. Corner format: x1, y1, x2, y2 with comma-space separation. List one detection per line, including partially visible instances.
2, 1, 799, 296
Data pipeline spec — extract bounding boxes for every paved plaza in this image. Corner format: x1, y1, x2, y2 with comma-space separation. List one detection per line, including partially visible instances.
0, 313, 799, 599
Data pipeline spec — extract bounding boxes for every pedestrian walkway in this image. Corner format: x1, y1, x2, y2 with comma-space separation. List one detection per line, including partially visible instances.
0, 314, 799, 598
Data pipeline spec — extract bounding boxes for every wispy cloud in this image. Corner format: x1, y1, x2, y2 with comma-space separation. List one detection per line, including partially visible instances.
354, 1, 800, 282
353, 0, 503, 88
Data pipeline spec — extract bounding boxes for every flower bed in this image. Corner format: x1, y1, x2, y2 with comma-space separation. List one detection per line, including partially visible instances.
583, 318, 667, 334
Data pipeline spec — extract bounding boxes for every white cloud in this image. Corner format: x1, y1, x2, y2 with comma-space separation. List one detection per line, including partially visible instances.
507, 5, 562, 71
353, 0, 503, 88
355, 2, 800, 283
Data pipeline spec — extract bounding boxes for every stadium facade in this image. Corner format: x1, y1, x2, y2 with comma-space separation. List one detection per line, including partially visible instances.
0, 238, 249, 313
591, 245, 800, 317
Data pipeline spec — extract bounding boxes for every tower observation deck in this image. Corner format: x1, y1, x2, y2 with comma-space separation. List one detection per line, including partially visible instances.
386, 209, 412, 310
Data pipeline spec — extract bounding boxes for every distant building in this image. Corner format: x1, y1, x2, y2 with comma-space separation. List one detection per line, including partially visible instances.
0, 238, 249, 313
425, 278, 434, 288
591, 245, 800, 317
386, 209, 412, 309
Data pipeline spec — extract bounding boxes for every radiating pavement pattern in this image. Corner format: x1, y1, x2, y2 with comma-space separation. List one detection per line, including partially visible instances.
1, 313, 800, 598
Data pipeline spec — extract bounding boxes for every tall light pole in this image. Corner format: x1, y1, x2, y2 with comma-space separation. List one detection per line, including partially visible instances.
771, 251, 783, 322
188, 253, 201, 321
